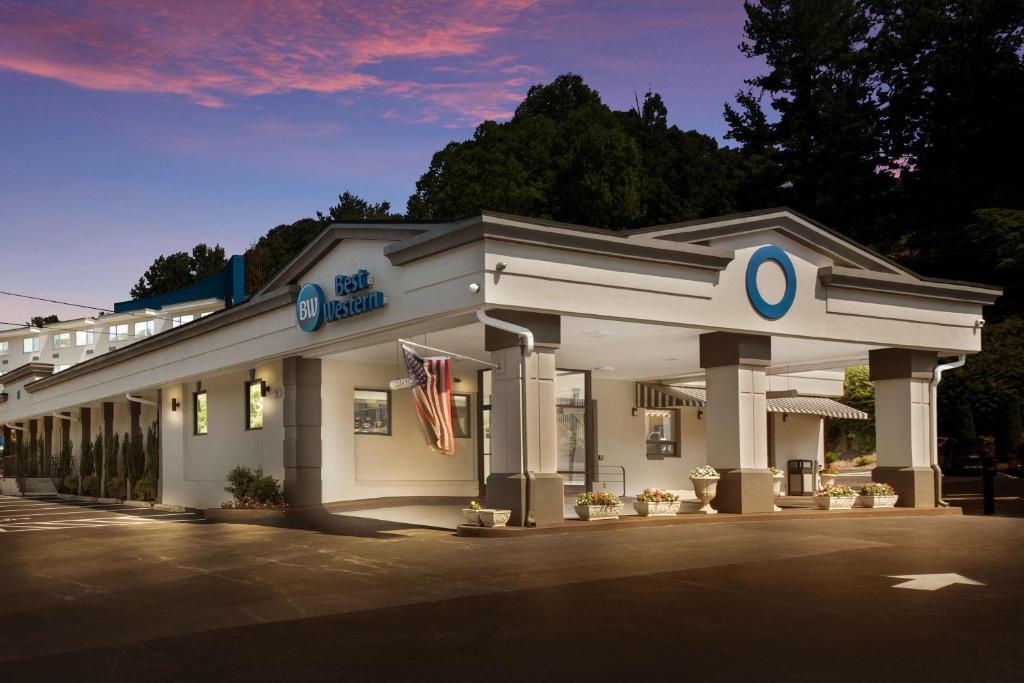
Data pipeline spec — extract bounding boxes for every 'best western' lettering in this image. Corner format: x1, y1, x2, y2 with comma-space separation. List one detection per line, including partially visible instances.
323, 290, 386, 322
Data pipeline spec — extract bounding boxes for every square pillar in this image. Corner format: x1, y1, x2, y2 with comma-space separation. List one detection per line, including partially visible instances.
484, 310, 563, 526
869, 348, 938, 507
283, 356, 322, 509
700, 332, 774, 513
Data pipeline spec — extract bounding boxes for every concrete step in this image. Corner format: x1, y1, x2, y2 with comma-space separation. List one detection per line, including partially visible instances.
19, 478, 57, 494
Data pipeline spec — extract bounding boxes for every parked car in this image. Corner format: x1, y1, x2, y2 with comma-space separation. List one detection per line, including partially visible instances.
941, 437, 991, 475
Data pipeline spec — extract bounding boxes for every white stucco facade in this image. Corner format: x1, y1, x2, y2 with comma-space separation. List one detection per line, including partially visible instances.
0, 209, 1000, 515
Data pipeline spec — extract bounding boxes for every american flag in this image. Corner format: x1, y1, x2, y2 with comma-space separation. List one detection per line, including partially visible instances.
402, 345, 455, 456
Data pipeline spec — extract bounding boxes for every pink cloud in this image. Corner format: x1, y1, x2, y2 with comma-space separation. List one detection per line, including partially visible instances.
0, 0, 541, 123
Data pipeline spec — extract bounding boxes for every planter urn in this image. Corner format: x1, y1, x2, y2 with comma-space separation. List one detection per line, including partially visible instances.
477, 509, 511, 527
814, 495, 856, 511
461, 508, 480, 526
857, 494, 898, 509
633, 500, 681, 517
690, 476, 720, 514
772, 474, 784, 512
575, 503, 624, 521
819, 473, 838, 489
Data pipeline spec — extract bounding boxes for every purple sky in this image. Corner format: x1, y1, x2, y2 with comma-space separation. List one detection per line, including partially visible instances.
0, 1, 759, 325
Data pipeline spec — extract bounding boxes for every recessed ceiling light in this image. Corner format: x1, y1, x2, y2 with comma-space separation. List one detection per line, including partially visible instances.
592, 366, 616, 371
664, 358, 678, 362
581, 330, 614, 338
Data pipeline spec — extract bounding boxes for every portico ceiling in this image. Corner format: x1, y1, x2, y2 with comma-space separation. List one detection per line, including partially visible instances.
322, 316, 879, 381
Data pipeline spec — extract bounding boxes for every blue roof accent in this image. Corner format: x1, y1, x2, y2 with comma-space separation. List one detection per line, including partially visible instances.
113, 255, 245, 313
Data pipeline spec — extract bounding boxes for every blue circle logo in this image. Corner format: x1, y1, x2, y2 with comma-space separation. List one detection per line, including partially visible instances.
745, 245, 796, 320
295, 283, 325, 332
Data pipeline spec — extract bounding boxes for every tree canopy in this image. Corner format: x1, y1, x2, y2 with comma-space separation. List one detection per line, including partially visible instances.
130, 244, 227, 299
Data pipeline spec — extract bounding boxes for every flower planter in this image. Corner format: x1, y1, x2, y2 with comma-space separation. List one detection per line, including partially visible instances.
478, 509, 511, 527
633, 500, 681, 517
857, 494, 898, 508
690, 476, 720, 514
819, 473, 838, 488
461, 508, 480, 526
575, 503, 623, 520
814, 495, 856, 510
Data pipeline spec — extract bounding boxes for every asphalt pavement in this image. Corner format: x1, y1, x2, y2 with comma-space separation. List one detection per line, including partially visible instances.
0, 486, 1021, 682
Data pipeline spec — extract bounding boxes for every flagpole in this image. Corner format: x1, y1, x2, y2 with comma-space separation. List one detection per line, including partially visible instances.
397, 339, 500, 368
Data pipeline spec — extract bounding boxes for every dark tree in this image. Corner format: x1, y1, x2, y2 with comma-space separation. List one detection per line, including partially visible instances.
316, 191, 401, 223
407, 74, 741, 228
28, 314, 59, 327
724, 0, 893, 242
130, 244, 227, 298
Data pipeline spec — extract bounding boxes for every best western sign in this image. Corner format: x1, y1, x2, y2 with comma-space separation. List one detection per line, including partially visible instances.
296, 269, 387, 332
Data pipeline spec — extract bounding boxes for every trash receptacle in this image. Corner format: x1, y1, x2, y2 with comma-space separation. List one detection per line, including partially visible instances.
788, 459, 815, 496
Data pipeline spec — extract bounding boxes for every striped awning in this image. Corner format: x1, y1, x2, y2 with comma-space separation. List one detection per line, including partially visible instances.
765, 396, 868, 420
635, 383, 867, 420
636, 383, 706, 408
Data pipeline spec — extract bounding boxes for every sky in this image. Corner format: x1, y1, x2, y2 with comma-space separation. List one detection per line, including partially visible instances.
0, 0, 759, 325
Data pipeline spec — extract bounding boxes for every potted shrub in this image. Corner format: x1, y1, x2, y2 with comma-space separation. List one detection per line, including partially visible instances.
769, 466, 785, 511
690, 465, 720, 514
633, 488, 681, 517
858, 482, 898, 508
574, 491, 623, 520
819, 463, 840, 488
81, 474, 101, 498
462, 500, 481, 526
814, 483, 857, 510
205, 465, 288, 523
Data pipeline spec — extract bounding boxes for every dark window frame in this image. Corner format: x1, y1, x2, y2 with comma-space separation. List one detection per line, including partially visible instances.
354, 387, 392, 436
644, 408, 680, 459
193, 390, 208, 436
245, 379, 264, 431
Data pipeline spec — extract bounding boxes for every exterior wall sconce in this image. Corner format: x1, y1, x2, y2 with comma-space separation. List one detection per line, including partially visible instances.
260, 379, 270, 397
631, 407, 638, 417
782, 413, 789, 422
196, 381, 202, 392
171, 398, 180, 412
697, 410, 703, 420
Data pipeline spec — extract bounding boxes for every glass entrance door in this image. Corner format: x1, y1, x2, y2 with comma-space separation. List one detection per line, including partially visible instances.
556, 369, 589, 487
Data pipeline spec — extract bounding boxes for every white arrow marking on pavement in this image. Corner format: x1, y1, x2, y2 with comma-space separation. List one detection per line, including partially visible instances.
888, 573, 985, 591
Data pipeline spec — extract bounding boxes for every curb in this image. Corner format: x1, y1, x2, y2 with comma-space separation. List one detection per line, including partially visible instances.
457, 506, 962, 538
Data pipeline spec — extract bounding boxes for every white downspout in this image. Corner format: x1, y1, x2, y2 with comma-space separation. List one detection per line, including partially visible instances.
476, 309, 535, 526
931, 355, 966, 507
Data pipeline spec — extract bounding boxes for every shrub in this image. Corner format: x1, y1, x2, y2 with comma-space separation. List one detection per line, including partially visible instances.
62, 474, 79, 494
133, 478, 157, 502
468, 500, 481, 510
690, 465, 719, 478
819, 483, 855, 497
861, 482, 895, 496
222, 465, 285, 508
634, 487, 679, 502
825, 451, 839, 464
81, 474, 101, 497
820, 463, 840, 475
769, 466, 784, 476
106, 476, 127, 500
853, 454, 876, 467
575, 491, 620, 507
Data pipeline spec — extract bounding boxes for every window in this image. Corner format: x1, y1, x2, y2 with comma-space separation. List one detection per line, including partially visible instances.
53, 332, 71, 349
109, 324, 129, 342
134, 320, 155, 338
194, 391, 208, 435
354, 389, 390, 435
645, 409, 679, 458
23, 337, 39, 353
75, 330, 94, 346
172, 314, 194, 328
0, 341, 7, 355
245, 380, 264, 430
452, 394, 471, 438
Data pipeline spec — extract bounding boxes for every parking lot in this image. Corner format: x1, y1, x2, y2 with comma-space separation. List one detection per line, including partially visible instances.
0, 495, 206, 533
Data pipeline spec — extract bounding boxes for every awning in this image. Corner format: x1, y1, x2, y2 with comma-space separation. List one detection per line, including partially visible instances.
765, 396, 868, 420
635, 383, 868, 420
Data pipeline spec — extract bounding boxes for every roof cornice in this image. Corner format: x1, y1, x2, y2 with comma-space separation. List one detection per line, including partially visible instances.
383, 213, 733, 271
1, 362, 55, 386
819, 266, 1002, 305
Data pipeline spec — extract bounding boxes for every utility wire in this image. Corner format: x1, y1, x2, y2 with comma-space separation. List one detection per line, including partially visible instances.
0, 290, 211, 329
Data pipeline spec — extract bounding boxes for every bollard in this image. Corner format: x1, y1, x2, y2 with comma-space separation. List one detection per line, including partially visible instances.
982, 455, 996, 515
